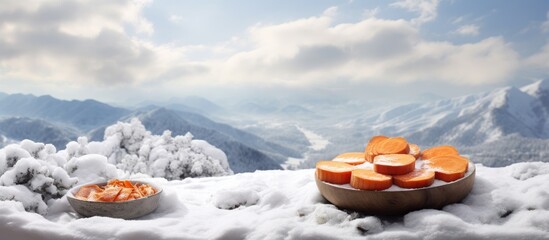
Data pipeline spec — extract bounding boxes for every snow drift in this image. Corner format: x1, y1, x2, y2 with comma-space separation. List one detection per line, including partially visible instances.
0, 162, 548, 239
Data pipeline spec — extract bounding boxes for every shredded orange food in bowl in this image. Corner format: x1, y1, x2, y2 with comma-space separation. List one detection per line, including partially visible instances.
74, 179, 157, 202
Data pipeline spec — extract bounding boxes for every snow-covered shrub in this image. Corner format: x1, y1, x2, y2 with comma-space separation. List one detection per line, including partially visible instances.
0, 144, 31, 173
69, 118, 233, 180
65, 154, 118, 184
104, 118, 147, 156
0, 185, 47, 214
0, 142, 77, 214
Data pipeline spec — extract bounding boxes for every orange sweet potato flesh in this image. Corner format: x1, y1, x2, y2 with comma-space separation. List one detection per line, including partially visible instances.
425, 155, 469, 182
333, 152, 366, 165
316, 161, 354, 184
74, 185, 103, 200
139, 184, 156, 196
393, 169, 435, 188
420, 145, 459, 160
74, 179, 157, 202
374, 137, 410, 155
364, 136, 388, 162
115, 187, 134, 202
98, 187, 122, 202
408, 144, 421, 159
350, 169, 392, 191
373, 154, 416, 175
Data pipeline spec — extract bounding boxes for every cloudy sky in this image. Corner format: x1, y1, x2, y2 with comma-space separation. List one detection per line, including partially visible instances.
1, 0, 548, 106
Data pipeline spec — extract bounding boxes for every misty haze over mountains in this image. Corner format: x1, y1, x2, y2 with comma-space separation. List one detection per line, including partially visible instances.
1, 79, 549, 170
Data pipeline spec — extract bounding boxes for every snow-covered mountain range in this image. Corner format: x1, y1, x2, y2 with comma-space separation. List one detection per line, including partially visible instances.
1, 79, 549, 170
296, 79, 549, 168
364, 80, 549, 146
0, 93, 295, 173
0, 93, 130, 131
0, 117, 78, 148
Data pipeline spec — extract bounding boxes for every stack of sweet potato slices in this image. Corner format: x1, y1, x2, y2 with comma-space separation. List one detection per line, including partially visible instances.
74, 179, 157, 202
316, 136, 470, 191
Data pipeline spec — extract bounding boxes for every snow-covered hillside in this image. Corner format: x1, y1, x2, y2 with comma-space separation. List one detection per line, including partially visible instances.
288, 80, 549, 168
0, 93, 130, 131
0, 117, 79, 149
345, 80, 549, 146
1, 162, 549, 239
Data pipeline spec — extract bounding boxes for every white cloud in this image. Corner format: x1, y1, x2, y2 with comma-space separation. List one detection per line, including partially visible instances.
390, 0, 440, 25
526, 43, 549, 68
0, 0, 183, 89
170, 14, 183, 24
542, 11, 549, 33
452, 16, 464, 24
455, 24, 480, 36
363, 7, 380, 19
322, 6, 338, 18
0, 2, 524, 102
216, 9, 518, 86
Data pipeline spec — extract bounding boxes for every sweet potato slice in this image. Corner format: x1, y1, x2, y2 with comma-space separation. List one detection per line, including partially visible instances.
115, 188, 134, 202
373, 154, 415, 175
139, 185, 156, 196
409, 144, 421, 159
88, 192, 102, 201
420, 145, 459, 160
333, 152, 366, 165
425, 155, 469, 182
316, 161, 354, 184
364, 135, 389, 162
393, 169, 435, 189
107, 179, 124, 187
74, 185, 103, 200
132, 185, 144, 198
123, 180, 134, 188
350, 169, 392, 191
98, 187, 122, 202
374, 137, 410, 155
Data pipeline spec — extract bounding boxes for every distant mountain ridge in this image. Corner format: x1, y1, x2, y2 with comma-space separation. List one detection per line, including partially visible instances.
0, 117, 78, 149
0, 93, 130, 131
137, 96, 226, 117
335, 79, 549, 147
0, 92, 296, 173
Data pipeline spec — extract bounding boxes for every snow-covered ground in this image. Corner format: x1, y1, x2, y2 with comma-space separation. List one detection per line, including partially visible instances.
2, 162, 549, 240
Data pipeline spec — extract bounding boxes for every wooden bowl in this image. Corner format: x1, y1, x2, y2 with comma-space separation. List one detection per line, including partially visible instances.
67, 180, 162, 219
315, 162, 475, 215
